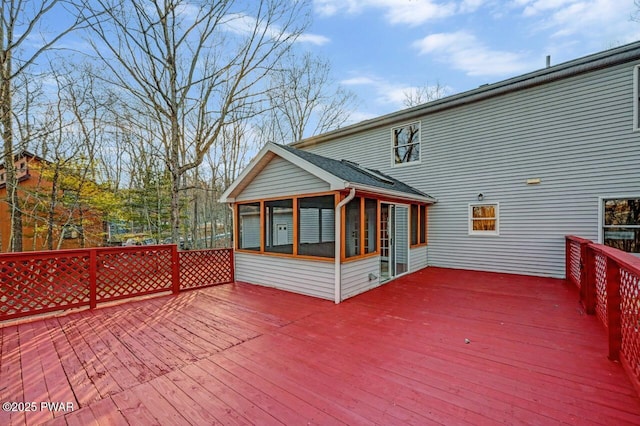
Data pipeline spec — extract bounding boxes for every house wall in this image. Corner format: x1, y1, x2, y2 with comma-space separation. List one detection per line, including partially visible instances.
302, 60, 640, 278
235, 252, 334, 299
341, 245, 428, 300
341, 256, 380, 300
410, 245, 428, 273
0, 156, 104, 252
234, 154, 336, 298
236, 155, 330, 201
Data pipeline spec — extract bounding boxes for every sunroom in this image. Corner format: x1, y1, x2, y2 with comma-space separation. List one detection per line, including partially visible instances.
220, 143, 436, 303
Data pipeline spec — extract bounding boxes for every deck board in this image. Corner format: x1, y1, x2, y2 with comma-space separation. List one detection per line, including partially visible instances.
2, 267, 640, 425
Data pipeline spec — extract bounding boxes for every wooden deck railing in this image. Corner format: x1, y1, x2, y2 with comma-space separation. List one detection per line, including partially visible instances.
0, 245, 233, 321
565, 235, 640, 395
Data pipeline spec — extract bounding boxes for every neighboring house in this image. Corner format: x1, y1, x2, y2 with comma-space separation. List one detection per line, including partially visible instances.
0, 151, 105, 252
221, 41, 640, 303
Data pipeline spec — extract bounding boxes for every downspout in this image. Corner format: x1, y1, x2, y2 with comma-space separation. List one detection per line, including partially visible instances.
335, 188, 356, 304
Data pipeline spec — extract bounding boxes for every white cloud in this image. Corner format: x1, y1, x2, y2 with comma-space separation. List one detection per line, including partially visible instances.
341, 76, 378, 85
342, 73, 411, 106
341, 73, 451, 109
224, 13, 330, 46
296, 33, 331, 46
521, 0, 577, 16
517, 0, 640, 44
458, 0, 487, 13
313, 0, 458, 26
413, 31, 535, 76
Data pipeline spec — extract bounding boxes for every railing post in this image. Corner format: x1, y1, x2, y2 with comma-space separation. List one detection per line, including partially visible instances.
579, 241, 587, 300
565, 237, 571, 283
171, 245, 180, 294
89, 249, 97, 309
229, 248, 235, 283
583, 244, 596, 315
606, 256, 622, 361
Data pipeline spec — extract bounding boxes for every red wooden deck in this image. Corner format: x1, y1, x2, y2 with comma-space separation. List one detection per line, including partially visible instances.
1, 267, 639, 425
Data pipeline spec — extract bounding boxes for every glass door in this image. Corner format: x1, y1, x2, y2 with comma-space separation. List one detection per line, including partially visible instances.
394, 205, 409, 276
380, 204, 392, 281
380, 204, 409, 282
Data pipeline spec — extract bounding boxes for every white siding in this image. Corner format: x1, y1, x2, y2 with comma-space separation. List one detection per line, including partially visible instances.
240, 214, 260, 248
410, 245, 428, 273
341, 256, 380, 300
300, 209, 335, 243
235, 252, 334, 299
236, 155, 329, 201
304, 62, 640, 278
266, 212, 293, 245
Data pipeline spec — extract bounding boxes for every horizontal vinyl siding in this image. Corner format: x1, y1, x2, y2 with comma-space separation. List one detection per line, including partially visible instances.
341, 256, 380, 300
305, 61, 640, 278
235, 252, 334, 299
236, 155, 329, 201
410, 245, 428, 273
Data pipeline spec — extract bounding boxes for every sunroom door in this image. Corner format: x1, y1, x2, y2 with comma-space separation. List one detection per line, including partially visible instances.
380, 204, 409, 282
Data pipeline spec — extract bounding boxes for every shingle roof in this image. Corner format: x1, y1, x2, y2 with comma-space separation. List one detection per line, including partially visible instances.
277, 144, 434, 200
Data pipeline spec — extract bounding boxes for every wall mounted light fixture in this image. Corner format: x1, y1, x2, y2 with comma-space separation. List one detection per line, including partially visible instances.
477, 193, 484, 201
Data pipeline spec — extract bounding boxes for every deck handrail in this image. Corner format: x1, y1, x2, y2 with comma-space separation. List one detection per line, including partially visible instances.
0, 245, 233, 321
565, 235, 640, 396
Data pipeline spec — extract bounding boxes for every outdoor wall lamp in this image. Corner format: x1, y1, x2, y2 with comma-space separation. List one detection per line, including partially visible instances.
477, 193, 484, 201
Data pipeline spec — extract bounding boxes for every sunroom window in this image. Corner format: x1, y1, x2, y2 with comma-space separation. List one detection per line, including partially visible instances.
345, 197, 361, 258
392, 122, 420, 165
364, 199, 378, 254
419, 205, 427, 244
238, 203, 260, 250
265, 199, 293, 254
469, 203, 499, 235
603, 198, 640, 253
298, 195, 335, 257
411, 204, 419, 245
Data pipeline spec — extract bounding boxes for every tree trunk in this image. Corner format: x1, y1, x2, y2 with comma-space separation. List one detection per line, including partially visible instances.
1, 56, 21, 252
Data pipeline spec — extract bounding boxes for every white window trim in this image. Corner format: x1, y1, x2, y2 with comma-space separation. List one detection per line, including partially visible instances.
391, 121, 421, 168
634, 65, 640, 132
468, 202, 500, 236
597, 194, 640, 245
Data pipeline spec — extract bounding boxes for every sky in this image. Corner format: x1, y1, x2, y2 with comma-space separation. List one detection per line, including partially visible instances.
301, 0, 640, 123
23, 0, 640, 132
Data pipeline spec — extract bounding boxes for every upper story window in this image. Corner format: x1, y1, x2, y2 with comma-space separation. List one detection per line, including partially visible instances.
469, 203, 499, 236
392, 122, 420, 166
602, 197, 640, 253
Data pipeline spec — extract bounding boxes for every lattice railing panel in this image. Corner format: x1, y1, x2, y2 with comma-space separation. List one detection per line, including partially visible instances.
569, 240, 582, 288
620, 267, 640, 383
96, 247, 173, 302
595, 253, 608, 328
0, 252, 90, 320
179, 249, 233, 290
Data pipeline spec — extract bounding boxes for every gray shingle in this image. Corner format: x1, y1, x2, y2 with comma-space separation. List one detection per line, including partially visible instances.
277, 144, 434, 199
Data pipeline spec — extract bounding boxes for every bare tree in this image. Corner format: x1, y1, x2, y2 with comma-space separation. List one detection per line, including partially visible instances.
258, 51, 357, 144
402, 81, 449, 108
81, 0, 309, 245
28, 63, 116, 250
0, 0, 88, 251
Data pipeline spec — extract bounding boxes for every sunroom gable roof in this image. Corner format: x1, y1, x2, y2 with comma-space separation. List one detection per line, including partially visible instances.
219, 143, 436, 204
